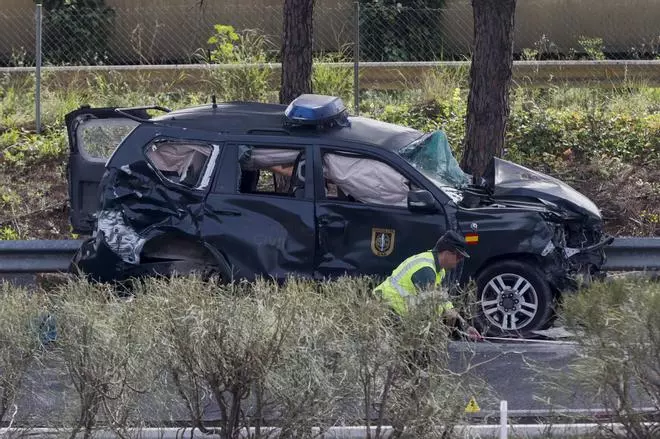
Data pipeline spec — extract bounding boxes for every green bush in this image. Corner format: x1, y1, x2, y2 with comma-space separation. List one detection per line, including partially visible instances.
0, 130, 67, 169
312, 48, 355, 106
202, 24, 274, 102
359, 0, 449, 61
505, 109, 660, 166
46, 278, 157, 436
364, 100, 660, 166
42, 0, 116, 65
6, 274, 483, 437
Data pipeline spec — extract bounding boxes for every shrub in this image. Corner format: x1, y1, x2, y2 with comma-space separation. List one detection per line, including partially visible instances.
201, 24, 274, 102
140, 275, 353, 438
366, 100, 659, 166
45, 278, 157, 438
311, 276, 491, 439
359, 0, 449, 62
531, 278, 660, 439
42, 0, 116, 65
505, 109, 660, 166
0, 283, 47, 424
123, 274, 489, 438
312, 47, 355, 107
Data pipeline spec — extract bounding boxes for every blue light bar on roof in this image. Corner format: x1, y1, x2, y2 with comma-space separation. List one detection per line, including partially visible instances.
284, 94, 349, 127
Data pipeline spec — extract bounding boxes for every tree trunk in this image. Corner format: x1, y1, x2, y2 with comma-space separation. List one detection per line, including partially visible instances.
279, 0, 315, 105
277, 0, 315, 192
460, 0, 516, 181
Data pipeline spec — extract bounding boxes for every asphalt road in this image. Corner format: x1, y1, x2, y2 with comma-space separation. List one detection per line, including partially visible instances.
10, 339, 632, 429
448, 340, 592, 412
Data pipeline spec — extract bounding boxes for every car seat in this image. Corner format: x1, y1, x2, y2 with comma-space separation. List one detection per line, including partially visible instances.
289, 153, 306, 198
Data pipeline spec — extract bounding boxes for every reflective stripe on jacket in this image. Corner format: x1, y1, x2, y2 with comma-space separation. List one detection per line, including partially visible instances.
374, 250, 453, 316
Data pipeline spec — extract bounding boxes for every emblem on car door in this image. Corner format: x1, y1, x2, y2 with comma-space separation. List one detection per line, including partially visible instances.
371, 228, 395, 257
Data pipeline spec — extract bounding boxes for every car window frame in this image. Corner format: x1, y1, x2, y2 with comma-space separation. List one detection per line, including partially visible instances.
218, 141, 315, 200
313, 144, 441, 212
141, 137, 222, 192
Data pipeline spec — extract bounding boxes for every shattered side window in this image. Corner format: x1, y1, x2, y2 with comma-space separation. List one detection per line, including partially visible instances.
322, 151, 411, 207
145, 141, 214, 188
77, 118, 140, 160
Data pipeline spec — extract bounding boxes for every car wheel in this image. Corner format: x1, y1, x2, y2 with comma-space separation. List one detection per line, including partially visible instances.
474, 260, 554, 337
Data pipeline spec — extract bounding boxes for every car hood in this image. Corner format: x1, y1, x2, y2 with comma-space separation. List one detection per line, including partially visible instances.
481, 157, 602, 220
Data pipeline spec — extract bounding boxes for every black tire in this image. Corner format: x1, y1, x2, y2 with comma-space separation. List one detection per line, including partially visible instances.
474, 260, 555, 338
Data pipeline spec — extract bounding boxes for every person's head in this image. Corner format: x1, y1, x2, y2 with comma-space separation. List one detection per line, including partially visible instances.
432, 230, 470, 269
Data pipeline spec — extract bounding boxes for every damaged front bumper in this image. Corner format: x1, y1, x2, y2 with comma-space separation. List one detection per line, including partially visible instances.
543, 231, 615, 290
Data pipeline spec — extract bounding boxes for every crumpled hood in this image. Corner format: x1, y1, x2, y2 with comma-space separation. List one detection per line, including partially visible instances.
482, 157, 602, 220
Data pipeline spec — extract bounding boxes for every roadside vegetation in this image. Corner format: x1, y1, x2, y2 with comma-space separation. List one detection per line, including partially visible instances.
0, 274, 491, 437
0, 47, 658, 240
529, 277, 660, 439
1, 274, 657, 437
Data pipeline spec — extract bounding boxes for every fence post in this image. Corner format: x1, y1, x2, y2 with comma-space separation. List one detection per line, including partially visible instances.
500, 400, 508, 439
35, 2, 43, 134
353, 1, 360, 115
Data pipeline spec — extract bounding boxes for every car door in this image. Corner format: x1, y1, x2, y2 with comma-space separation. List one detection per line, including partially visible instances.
64, 105, 169, 234
201, 140, 317, 282
312, 144, 451, 280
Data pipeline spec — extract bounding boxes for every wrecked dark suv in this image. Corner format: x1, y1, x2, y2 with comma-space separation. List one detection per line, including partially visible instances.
65, 94, 613, 336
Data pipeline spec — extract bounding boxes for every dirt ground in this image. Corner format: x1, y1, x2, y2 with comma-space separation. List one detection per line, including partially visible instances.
0, 155, 74, 240
537, 156, 660, 237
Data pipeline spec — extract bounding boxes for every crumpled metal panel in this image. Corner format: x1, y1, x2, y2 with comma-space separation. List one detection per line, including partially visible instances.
96, 209, 146, 264
74, 156, 211, 278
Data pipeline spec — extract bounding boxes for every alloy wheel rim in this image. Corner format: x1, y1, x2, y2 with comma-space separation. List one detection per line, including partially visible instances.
480, 273, 539, 331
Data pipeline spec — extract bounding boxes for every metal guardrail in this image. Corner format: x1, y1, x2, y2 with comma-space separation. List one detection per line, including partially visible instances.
2, 60, 659, 89
0, 237, 657, 275
603, 237, 660, 271
0, 239, 83, 273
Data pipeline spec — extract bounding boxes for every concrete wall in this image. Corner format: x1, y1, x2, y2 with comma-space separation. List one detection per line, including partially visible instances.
1, 0, 658, 64
441, 0, 660, 55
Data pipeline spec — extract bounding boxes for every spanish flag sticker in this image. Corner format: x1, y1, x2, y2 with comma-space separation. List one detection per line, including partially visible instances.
465, 233, 479, 244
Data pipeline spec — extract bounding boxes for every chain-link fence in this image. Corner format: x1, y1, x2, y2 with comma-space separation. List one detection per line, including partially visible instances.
2, 0, 659, 68
1, 2, 356, 67
1, 1, 659, 130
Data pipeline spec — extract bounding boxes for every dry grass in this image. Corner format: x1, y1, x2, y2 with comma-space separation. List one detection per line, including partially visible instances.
0, 282, 48, 425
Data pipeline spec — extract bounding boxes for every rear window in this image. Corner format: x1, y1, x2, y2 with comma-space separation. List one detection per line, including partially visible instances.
77, 118, 140, 160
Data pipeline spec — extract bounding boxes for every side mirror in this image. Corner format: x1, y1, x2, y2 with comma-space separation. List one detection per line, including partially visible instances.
407, 189, 438, 214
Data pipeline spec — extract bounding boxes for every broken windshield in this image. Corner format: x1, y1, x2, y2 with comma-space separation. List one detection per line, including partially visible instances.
396, 130, 471, 189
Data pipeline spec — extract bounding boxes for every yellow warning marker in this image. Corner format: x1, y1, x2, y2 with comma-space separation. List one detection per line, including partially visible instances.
464, 396, 480, 413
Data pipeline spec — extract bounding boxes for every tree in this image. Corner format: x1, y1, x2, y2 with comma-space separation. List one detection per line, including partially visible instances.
460, 0, 517, 180
279, 0, 315, 105
275, 0, 315, 192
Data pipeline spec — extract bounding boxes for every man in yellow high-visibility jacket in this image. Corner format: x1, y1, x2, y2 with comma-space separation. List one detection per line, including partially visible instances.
374, 230, 482, 341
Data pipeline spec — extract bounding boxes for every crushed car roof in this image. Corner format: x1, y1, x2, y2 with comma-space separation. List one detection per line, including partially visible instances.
148, 102, 424, 151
